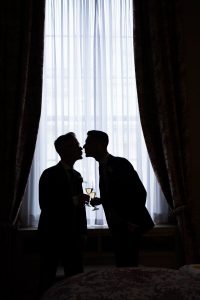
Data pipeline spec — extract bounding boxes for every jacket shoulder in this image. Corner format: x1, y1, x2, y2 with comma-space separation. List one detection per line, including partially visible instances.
73, 169, 83, 181
40, 163, 63, 179
109, 155, 134, 170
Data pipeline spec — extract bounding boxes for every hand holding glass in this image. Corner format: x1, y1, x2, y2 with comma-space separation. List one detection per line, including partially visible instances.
85, 188, 99, 210
85, 187, 93, 206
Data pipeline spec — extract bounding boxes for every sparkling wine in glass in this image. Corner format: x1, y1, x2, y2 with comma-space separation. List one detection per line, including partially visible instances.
85, 187, 93, 195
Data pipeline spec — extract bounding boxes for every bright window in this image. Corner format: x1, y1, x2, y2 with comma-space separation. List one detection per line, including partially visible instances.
20, 0, 168, 228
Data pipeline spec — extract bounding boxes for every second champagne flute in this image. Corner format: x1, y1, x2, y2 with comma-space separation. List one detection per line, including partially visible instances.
90, 191, 99, 211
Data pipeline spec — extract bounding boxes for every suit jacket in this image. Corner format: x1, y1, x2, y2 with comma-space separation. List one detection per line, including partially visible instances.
99, 155, 154, 233
38, 162, 87, 244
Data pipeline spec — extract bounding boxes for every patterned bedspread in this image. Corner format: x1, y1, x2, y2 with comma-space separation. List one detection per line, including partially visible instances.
42, 266, 200, 300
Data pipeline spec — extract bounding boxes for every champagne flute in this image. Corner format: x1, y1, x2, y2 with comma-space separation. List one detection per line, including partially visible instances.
90, 191, 99, 211
85, 187, 93, 206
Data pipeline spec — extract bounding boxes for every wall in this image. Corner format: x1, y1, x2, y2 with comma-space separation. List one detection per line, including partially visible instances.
183, 0, 200, 259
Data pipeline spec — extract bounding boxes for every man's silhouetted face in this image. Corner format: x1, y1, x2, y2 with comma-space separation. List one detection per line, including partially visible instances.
62, 137, 83, 162
83, 136, 97, 158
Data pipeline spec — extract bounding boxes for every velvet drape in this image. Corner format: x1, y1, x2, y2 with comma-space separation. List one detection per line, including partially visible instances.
0, 0, 45, 297
133, 0, 197, 263
0, 0, 45, 226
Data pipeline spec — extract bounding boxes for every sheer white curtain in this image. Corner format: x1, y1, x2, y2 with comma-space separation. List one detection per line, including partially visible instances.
20, 0, 168, 228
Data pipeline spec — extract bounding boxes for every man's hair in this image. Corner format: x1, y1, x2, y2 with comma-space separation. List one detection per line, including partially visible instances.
87, 130, 109, 146
54, 132, 76, 155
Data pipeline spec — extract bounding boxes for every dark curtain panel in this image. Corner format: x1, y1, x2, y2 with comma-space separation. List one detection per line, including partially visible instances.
133, 0, 197, 263
0, 0, 45, 297
0, 0, 45, 224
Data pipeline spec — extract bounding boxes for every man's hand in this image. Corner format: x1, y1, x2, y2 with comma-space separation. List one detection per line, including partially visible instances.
90, 197, 101, 207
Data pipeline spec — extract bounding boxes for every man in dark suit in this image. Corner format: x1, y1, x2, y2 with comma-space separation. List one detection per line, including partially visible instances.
37, 132, 89, 295
84, 130, 154, 267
